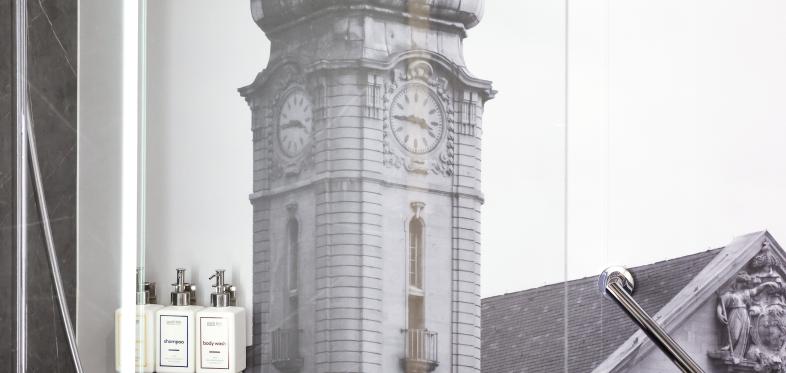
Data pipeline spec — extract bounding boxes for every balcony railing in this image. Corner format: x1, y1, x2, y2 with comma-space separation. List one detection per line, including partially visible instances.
400, 329, 439, 373
271, 328, 303, 373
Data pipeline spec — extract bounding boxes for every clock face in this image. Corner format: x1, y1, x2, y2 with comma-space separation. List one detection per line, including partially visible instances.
277, 88, 313, 158
389, 84, 445, 154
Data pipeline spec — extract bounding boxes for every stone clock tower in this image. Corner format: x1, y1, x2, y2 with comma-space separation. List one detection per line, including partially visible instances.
239, 1, 493, 372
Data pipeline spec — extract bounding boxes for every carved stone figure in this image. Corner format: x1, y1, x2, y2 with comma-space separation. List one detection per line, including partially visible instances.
710, 241, 786, 372
717, 272, 778, 361
752, 242, 781, 276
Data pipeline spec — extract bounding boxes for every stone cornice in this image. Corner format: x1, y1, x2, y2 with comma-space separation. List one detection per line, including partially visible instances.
248, 174, 484, 203
250, 0, 485, 32
238, 50, 495, 101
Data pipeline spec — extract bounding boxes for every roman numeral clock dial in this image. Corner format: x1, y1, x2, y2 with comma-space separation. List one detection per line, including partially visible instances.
389, 84, 446, 155
277, 88, 313, 158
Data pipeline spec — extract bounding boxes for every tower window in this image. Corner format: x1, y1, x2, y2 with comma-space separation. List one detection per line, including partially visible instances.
285, 216, 300, 331
409, 217, 424, 291
408, 203, 426, 332
288, 217, 299, 293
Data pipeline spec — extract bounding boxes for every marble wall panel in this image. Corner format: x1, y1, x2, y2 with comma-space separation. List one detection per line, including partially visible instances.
0, 0, 78, 370
25, 0, 77, 370
0, 0, 17, 370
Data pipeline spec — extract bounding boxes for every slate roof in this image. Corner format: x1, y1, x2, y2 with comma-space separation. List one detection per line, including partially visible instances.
481, 248, 722, 373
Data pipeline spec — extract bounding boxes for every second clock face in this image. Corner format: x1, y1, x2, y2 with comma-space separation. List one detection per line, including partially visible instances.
389, 84, 446, 154
277, 88, 313, 158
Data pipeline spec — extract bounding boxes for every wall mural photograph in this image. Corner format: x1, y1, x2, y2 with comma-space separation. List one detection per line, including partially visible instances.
3, 0, 786, 372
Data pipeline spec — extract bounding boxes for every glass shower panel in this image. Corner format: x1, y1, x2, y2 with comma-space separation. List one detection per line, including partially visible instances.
567, 1, 786, 372
7, 0, 573, 372
19, 1, 786, 372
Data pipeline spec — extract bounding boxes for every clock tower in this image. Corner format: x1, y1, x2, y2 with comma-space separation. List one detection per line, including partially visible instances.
239, 1, 494, 372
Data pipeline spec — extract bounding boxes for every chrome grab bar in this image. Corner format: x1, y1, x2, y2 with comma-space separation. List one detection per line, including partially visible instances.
598, 267, 704, 373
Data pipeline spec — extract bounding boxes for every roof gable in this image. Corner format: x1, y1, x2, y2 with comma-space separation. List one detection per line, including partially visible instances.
594, 231, 784, 372
481, 245, 721, 372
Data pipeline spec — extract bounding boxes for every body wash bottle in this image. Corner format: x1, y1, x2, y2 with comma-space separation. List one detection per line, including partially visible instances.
115, 267, 163, 372
156, 268, 202, 372
196, 270, 246, 373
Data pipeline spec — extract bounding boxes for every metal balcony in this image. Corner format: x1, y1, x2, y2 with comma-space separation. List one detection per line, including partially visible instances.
400, 329, 439, 373
271, 328, 303, 373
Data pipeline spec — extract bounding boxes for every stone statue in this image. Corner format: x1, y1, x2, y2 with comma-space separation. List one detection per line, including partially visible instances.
710, 242, 786, 372
717, 272, 778, 361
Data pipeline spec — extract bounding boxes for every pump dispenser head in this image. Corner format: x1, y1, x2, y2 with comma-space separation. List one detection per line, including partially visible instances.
209, 269, 237, 307
170, 268, 197, 306
136, 267, 158, 305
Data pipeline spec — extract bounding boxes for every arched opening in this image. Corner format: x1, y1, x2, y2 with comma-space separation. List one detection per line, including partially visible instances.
408, 217, 425, 330
286, 217, 299, 330
272, 216, 304, 371
288, 218, 299, 293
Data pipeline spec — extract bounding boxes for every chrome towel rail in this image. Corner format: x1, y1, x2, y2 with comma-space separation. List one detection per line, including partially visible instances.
598, 267, 704, 373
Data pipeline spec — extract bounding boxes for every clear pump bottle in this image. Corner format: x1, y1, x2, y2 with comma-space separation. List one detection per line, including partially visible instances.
156, 268, 203, 372
115, 267, 163, 372
196, 270, 246, 373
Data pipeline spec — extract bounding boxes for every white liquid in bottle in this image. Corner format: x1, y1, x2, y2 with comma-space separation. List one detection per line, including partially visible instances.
115, 268, 163, 372
156, 268, 203, 372
195, 270, 246, 373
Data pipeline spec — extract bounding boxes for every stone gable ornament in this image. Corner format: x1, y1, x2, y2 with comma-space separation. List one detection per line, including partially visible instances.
710, 241, 786, 372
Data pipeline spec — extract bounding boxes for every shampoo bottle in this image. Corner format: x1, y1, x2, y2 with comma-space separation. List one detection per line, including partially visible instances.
115, 267, 163, 372
156, 268, 203, 372
196, 270, 246, 373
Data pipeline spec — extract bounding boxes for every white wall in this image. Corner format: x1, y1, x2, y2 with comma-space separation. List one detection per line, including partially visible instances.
144, 0, 268, 344
77, 0, 124, 371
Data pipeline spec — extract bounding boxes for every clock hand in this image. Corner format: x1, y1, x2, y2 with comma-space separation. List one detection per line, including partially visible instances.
281, 120, 307, 131
392, 114, 412, 123
393, 114, 429, 129
412, 116, 429, 129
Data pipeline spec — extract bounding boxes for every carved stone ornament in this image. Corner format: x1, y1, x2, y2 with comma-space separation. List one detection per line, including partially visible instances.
382, 60, 455, 176
710, 240, 786, 372
267, 64, 315, 180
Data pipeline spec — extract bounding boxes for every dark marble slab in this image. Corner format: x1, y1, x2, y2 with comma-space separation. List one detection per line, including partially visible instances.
25, 0, 77, 370
0, 0, 77, 371
0, 0, 17, 370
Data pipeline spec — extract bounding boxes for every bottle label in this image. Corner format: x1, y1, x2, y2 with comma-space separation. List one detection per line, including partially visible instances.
160, 315, 189, 367
134, 314, 147, 368
116, 312, 148, 368
199, 317, 230, 369
135, 314, 146, 367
